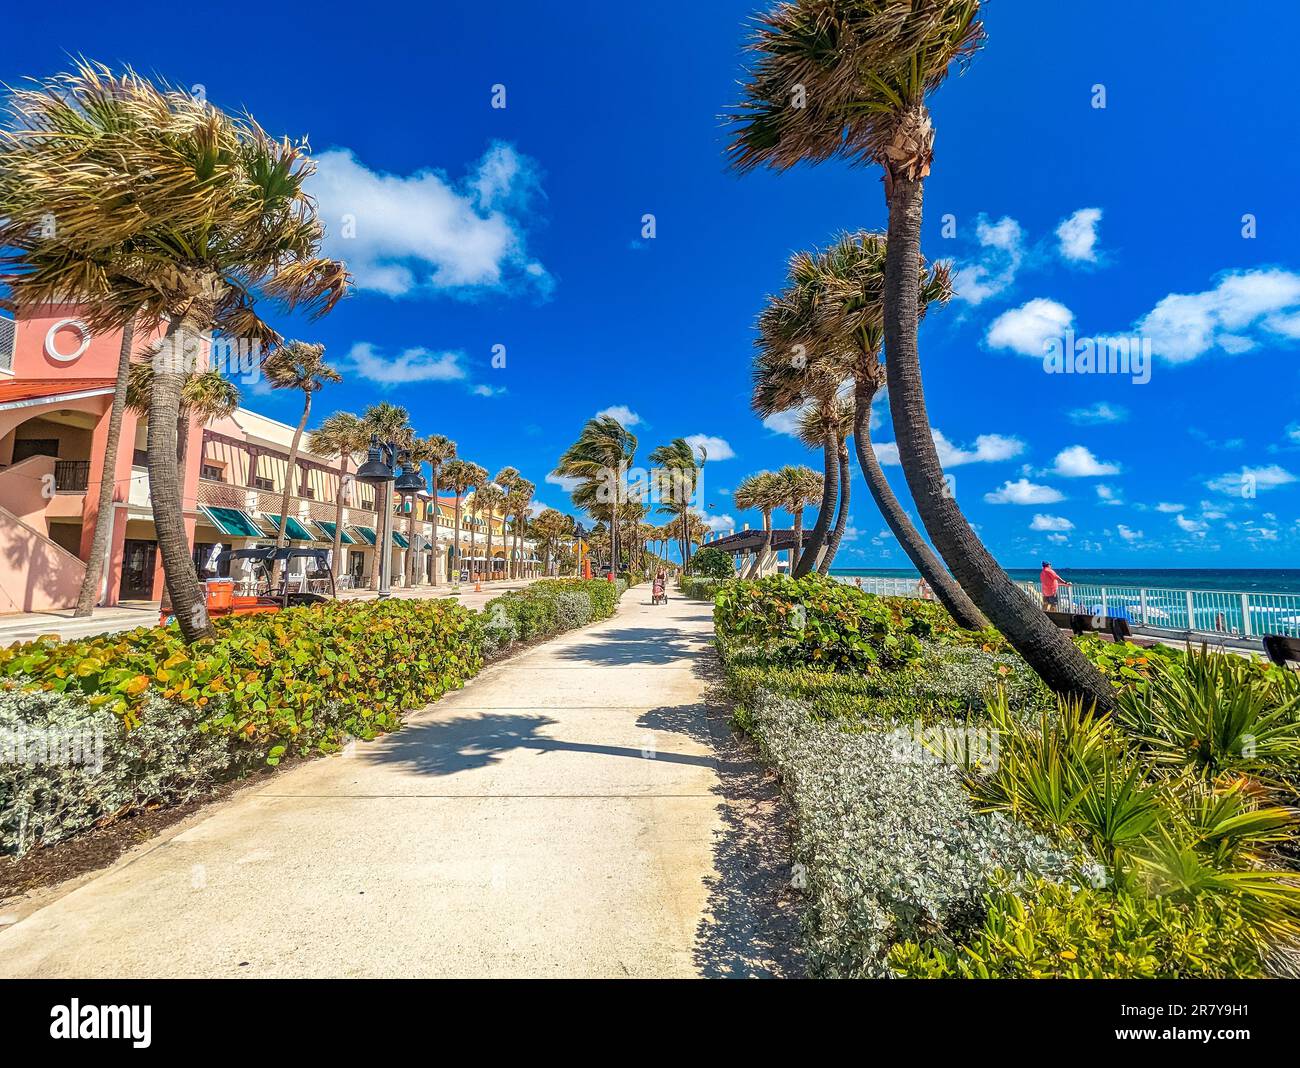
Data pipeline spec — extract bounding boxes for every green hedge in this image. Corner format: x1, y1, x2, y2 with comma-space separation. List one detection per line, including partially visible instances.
678, 576, 730, 602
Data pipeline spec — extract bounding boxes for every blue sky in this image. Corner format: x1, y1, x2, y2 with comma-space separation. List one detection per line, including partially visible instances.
9, 0, 1300, 566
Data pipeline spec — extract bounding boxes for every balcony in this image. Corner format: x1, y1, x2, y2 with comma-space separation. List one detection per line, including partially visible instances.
53, 459, 90, 493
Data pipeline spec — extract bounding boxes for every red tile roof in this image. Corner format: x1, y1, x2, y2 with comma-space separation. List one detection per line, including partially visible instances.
0, 378, 116, 405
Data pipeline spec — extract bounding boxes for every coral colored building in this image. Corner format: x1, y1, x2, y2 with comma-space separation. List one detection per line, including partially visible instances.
0, 307, 534, 613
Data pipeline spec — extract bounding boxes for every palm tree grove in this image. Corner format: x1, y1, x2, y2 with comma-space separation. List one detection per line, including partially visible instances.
0, 0, 1296, 1020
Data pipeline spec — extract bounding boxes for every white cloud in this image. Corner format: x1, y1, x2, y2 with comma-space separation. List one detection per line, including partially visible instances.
1135, 268, 1300, 363
1176, 514, 1208, 533
1055, 208, 1103, 263
1155, 502, 1186, 513
1047, 532, 1069, 543
952, 215, 1025, 305
1117, 524, 1143, 542
595, 405, 641, 428
683, 434, 734, 461
875, 429, 1024, 468
693, 507, 735, 534
545, 472, 583, 492
1030, 514, 1074, 532
987, 298, 1074, 357
1205, 464, 1297, 496
1068, 401, 1128, 425
1096, 484, 1122, 505
343, 342, 467, 386
311, 142, 552, 298
985, 478, 1064, 505
1053, 445, 1120, 478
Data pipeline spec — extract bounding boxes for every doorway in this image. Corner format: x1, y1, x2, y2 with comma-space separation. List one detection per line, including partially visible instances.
119, 539, 157, 599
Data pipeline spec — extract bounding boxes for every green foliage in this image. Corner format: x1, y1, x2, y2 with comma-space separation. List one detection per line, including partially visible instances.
889, 878, 1268, 979
714, 573, 921, 671
687, 545, 734, 579
0, 599, 482, 755
1074, 635, 1186, 684
678, 576, 730, 602
1116, 647, 1300, 785
479, 578, 619, 659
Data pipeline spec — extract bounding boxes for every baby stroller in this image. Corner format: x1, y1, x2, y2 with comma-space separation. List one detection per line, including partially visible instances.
652, 575, 667, 605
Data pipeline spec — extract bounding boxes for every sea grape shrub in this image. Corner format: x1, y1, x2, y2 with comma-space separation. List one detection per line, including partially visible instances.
479, 578, 622, 660
687, 546, 734, 579
679, 576, 731, 602
714, 573, 921, 671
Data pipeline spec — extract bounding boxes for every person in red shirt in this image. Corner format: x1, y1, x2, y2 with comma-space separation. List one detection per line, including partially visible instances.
1040, 561, 1069, 609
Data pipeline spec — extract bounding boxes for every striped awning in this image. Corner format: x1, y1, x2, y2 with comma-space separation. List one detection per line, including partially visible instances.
349, 525, 378, 545
391, 531, 410, 549
312, 520, 355, 545
261, 513, 315, 542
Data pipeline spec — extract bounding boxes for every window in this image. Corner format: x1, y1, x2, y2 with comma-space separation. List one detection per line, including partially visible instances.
251, 475, 274, 491
12, 438, 59, 462
132, 449, 148, 467
200, 464, 223, 482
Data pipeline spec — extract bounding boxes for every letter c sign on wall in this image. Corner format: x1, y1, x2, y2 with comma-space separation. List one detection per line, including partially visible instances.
44, 319, 92, 363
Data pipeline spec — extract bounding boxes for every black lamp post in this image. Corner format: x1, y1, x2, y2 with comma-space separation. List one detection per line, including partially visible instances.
354, 436, 426, 598
572, 521, 586, 578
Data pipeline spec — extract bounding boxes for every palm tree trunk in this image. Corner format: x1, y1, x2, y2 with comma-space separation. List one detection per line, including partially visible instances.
791, 508, 803, 574
429, 466, 440, 586
453, 495, 463, 582
272, 390, 311, 586
744, 511, 773, 579
794, 435, 839, 578
149, 316, 211, 642
852, 377, 986, 628
883, 167, 1112, 711
75, 318, 135, 617
819, 442, 853, 574
330, 456, 348, 582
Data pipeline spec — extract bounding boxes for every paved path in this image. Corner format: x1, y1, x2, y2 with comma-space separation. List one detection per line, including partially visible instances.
0, 590, 798, 978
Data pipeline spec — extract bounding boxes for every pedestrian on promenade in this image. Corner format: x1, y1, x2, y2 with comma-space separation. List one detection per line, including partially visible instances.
1040, 560, 1069, 610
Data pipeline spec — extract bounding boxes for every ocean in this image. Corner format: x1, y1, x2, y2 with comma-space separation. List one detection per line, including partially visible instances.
830, 567, 1300, 596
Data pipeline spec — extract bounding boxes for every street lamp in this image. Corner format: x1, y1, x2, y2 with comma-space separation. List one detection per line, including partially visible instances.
354, 436, 426, 598
572, 521, 586, 579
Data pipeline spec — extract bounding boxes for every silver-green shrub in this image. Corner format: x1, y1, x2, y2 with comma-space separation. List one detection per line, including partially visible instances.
553, 589, 593, 631
749, 689, 1077, 977
1, 686, 246, 856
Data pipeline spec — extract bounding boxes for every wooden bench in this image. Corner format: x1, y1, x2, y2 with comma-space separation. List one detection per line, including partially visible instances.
1046, 609, 1132, 643
1263, 634, 1300, 669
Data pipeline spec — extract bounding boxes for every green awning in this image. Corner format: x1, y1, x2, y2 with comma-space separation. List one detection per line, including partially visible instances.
261, 513, 315, 542
200, 506, 264, 538
349, 525, 378, 545
313, 520, 355, 545
391, 531, 410, 549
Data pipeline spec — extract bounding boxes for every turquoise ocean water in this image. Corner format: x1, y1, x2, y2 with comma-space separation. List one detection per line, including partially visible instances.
830, 568, 1300, 596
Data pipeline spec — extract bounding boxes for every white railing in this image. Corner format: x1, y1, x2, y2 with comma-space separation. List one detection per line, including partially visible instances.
838, 575, 1300, 640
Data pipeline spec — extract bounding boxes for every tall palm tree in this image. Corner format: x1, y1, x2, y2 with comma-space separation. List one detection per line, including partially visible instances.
0, 61, 348, 642
410, 434, 456, 586
734, 470, 784, 578
508, 477, 536, 579
126, 364, 241, 428
459, 462, 489, 579
556, 416, 636, 574
308, 411, 369, 582
475, 482, 507, 582
798, 399, 856, 574
73, 319, 136, 616
776, 465, 821, 574
649, 438, 704, 570
441, 459, 473, 582
263, 342, 340, 581
361, 403, 412, 589
494, 468, 524, 578
728, 5, 1109, 707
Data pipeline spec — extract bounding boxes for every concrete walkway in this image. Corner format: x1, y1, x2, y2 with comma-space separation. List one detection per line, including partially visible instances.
0, 589, 799, 978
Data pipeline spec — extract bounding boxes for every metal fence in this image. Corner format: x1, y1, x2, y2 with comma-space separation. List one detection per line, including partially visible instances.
838, 575, 1300, 640
0, 315, 15, 372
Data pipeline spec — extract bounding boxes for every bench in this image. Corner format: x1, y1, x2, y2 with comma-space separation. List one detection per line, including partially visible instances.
1046, 609, 1132, 643
1263, 634, 1300, 669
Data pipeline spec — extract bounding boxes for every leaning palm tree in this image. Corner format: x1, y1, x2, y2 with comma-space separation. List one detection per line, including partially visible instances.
776, 465, 821, 572
734, 470, 784, 578
361, 403, 412, 589
649, 438, 704, 570
802, 231, 985, 625
555, 416, 637, 574
263, 341, 340, 579
73, 319, 136, 616
308, 410, 369, 582
728, 5, 1110, 707
0, 61, 348, 642
798, 399, 856, 574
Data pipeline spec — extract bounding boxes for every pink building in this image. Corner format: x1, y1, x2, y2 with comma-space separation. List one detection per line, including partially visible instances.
0, 306, 533, 612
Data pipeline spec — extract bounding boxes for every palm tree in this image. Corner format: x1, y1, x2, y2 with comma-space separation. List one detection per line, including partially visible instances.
555, 416, 636, 574
308, 411, 369, 583
530, 508, 570, 575
734, 470, 784, 578
410, 435, 456, 585
459, 462, 489, 579
475, 482, 507, 582
797, 399, 857, 574
776, 465, 821, 573
649, 438, 704, 570
507, 477, 536, 579
494, 468, 525, 578
728, 6, 1111, 707
0, 61, 348, 642
73, 319, 136, 616
263, 342, 340, 580
361, 403, 412, 589
754, 276, 841, 579
126, 364, 241, 428
442, 459, 477, 582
